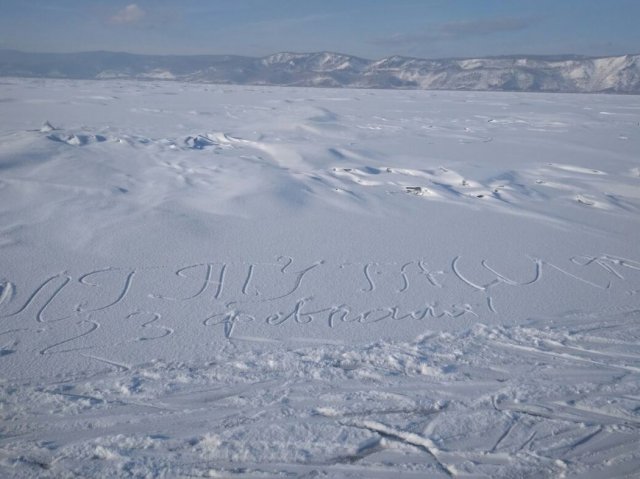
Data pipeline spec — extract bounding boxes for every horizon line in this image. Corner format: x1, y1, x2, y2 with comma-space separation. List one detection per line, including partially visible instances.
2, 48, 639, 63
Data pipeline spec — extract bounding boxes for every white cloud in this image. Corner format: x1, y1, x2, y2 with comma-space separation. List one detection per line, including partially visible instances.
110, 4, 146, 25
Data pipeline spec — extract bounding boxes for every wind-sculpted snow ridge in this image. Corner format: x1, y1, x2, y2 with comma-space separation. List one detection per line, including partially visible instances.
1, 79, 640, 477
1, 49, 640, 93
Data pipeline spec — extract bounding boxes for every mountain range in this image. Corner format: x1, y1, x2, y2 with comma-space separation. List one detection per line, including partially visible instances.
1, 49, 639, 94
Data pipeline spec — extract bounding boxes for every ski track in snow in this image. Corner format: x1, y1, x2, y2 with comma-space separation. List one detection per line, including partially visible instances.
1, 312, 639, 478
0, 78, 639, 478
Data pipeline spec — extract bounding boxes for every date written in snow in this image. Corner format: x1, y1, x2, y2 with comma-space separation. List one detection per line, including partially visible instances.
205, 297, 479, 338
0, 254, 638, 337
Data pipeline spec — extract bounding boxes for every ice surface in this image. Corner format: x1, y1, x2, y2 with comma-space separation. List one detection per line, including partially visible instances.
0, 78, 639, 477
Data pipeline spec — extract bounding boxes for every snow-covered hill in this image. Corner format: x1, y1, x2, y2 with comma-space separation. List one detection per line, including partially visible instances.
1, 50, 639, 93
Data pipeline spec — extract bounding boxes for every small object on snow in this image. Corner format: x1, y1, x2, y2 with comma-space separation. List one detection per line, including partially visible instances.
405, 186, 426, 196
576, 195, 594, 206
40, 121, 56, 132
184, 135, 216, 150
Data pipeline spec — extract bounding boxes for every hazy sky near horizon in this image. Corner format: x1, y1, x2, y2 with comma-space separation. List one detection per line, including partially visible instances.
1, 0, 638, 59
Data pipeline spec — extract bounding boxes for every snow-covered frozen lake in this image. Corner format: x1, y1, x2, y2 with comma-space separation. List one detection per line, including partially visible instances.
1, 78, 639, 477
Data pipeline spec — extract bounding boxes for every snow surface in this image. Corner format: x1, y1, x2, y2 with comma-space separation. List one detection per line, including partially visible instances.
1, 78, 640, 477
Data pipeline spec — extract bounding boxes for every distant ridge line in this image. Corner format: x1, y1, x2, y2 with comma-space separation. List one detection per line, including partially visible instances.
1, 49, 639, 94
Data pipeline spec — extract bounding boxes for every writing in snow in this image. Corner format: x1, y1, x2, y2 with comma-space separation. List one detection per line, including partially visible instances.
205, 297, 478, 338
0, 254, 638, 338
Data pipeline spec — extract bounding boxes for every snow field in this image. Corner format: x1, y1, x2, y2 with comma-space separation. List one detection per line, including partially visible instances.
0, 78, 639, 477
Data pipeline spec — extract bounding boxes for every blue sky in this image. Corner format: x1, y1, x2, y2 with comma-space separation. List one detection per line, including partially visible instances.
1, 0, 638, 58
